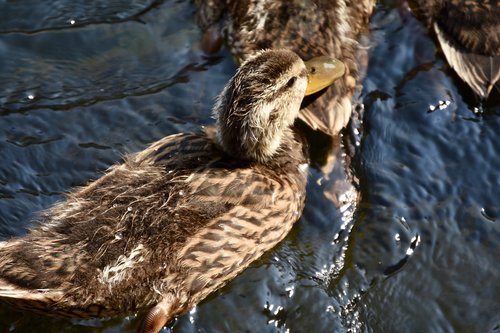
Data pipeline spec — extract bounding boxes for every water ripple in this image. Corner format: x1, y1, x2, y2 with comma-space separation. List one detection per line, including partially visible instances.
0, 0, 162, 33
0, 0, 206, 114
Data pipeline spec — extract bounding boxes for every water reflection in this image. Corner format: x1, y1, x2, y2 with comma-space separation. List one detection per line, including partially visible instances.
0, 16, 210, 114
0, 0, 160, 33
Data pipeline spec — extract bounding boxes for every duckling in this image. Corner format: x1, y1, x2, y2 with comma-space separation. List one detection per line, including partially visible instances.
195, 0, 375, 136
0, 50, 344, 333
410, 0, 500, 98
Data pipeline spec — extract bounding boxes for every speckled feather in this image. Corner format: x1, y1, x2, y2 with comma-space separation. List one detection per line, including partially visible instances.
412, 0, 499, 55
196, 0, 375, 135
0, 130, 307, 319
411, 0, 500, 97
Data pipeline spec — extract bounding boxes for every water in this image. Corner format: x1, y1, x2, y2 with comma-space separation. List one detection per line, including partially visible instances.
0, 1, 498, 332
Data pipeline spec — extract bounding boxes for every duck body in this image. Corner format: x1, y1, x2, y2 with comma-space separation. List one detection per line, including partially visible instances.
0, 50, 343, 332
0, 129, 307, 319
196, 0, 375, 135
411, 0, 500, 97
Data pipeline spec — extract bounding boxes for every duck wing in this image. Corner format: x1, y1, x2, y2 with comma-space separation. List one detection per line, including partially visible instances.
413, 0, 500, 97
0, 131, 306, 320
0, 238, 74, 315
434, 24, 499, 98
0, 132, 226, 317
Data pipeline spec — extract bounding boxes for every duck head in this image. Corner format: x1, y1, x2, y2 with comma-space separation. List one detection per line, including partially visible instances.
214, 49, 344, 163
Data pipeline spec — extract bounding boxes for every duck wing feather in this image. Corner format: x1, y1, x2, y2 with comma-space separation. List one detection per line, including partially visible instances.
0, 131, 306, 319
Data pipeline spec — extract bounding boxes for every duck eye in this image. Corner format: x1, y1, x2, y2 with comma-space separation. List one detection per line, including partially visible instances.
286, 76, 297, 88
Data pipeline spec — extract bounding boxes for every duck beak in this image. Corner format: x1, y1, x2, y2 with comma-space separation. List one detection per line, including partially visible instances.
304, 56, 345, 96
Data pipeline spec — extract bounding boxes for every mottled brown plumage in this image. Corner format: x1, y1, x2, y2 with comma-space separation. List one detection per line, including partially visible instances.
0, 50, 342, 333
196, 0, 375, 136
411, 0, 500, 97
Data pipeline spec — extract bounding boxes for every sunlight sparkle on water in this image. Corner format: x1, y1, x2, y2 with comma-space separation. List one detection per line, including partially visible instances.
405, 234, 421, 256
428, 100, 451, 112
189, 307, 197, 324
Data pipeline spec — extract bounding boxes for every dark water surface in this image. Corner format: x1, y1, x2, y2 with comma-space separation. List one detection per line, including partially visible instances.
0, 1, 498, 332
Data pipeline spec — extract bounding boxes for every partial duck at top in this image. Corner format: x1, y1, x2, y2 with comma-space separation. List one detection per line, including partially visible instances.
410, 0, 500, 98
196, 0, 376, 136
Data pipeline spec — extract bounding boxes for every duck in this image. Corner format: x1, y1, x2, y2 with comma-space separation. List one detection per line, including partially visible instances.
0, 50, 345, 333
195, 0, 376, 137
410, 0, 500, 98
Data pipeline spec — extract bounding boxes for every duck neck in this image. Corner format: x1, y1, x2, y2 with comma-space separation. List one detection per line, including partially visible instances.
263, 127, 309, 169
216, 119, 285, 164
215, 120, 308, 171
214, 87, 291, 163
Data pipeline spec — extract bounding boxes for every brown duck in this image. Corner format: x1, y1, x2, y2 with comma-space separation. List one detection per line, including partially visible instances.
196, 0, 375, 136
0, 50, 344, 333
411, 0, 500, 98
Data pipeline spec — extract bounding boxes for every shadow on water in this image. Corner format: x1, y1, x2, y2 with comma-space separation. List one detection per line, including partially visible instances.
0, 0, 498, 332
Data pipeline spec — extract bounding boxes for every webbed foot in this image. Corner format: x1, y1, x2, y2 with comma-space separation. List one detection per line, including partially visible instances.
201, 25, 223, 54
137, 295, 175, 333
